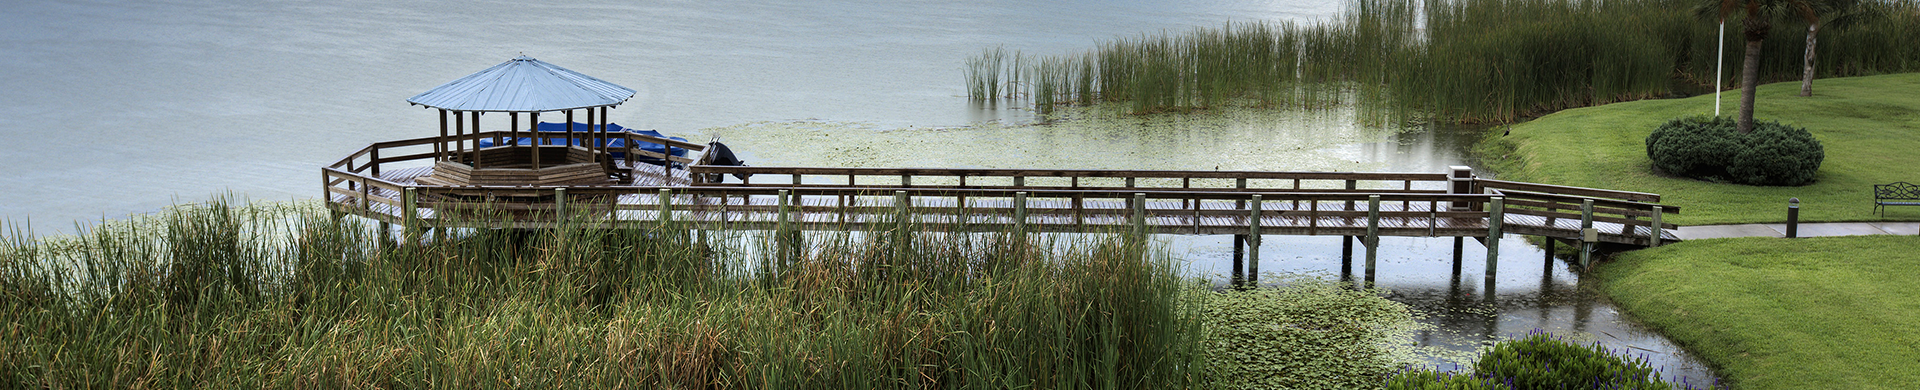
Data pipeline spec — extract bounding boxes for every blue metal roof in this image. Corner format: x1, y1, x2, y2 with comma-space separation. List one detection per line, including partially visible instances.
406, 56, 636, 112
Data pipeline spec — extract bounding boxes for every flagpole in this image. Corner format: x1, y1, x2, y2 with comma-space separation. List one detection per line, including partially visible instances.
1716, 19, 1725, 116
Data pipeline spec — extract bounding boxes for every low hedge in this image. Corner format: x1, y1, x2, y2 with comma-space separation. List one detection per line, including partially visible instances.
1645, 115, 1823, 186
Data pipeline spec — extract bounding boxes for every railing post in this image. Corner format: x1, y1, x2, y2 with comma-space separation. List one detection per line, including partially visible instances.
1249, 194, 1262, 285
658, 189, 673, 225
1580, 198, 1595, 268
1487, 197, 1504, 279
1013, 191, 1028, 254
402, 187, 419, 245
1650, 206, 1665, 247
894, 190, 910, 261
777, 189, 790, 234
1131, 193, 1147, 240
1365, 194, 1380, 278
778, 189, 795, 264
555, 188, 568, 221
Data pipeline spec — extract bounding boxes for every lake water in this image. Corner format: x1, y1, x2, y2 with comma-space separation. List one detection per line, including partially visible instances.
0, 0, 1715, 384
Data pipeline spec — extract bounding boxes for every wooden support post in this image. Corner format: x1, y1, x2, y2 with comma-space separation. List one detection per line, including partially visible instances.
1580, 199, 1595, 268
1125, 177, 1136, 188
658, 189, 673, 225
777, 189, 791, 233
369, 148, 381, 179
1487, 197, 1504, 279
1342, 235, 1354, 263
1249, 194, 1262, 286
1365, 195, 1380, 278
1231, 235, 1245, 287
1545, 237, 1556, 262
403, 187, 419, 245
1235, 178, 1247, 209
778, 189, 794, 264
894, 191, 910, 261
1131, 193, 1147, 240
1451, 237, 1464, 275
1650, 206, 1664, 247
437, 110, 447, 161
1452, 236, 1464, 264
554, 188, 568, 220
1013, 191, 1028, 254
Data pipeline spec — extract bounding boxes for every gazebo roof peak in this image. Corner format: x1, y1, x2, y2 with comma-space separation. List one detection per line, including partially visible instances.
407, 56, 637, 113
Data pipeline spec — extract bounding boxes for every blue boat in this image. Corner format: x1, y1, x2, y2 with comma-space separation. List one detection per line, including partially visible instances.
476, 122, 690, 165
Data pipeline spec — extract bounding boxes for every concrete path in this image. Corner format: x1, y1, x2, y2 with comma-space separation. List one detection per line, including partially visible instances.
1675, 222, 1920, 240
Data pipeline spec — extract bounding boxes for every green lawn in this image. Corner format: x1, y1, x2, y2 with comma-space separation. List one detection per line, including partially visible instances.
1598, 236, 1920, 390
1480, 73, 1920, 226
1490, 74, 1920, 390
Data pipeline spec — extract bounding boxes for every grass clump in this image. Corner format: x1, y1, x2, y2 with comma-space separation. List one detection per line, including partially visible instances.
1595, 235, 1920, 389
0, 198, 1210, 388
1480, 73, 1920, 225
0, 197, 1447, 388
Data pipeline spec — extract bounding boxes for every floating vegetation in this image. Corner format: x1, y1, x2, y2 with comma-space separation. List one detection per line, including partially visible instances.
968, 0, 1920, 123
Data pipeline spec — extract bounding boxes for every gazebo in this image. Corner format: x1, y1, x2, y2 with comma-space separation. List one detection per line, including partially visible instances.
408, 56, 637, 187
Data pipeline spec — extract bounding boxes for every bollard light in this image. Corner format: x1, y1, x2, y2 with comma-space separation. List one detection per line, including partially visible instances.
1786, 197, 1801, 238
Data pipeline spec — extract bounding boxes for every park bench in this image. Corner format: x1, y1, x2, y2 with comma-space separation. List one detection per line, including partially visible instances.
1874, 182, 1920, 216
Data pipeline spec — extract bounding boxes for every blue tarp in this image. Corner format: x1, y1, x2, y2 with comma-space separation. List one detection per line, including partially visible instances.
476, 122, 689, 164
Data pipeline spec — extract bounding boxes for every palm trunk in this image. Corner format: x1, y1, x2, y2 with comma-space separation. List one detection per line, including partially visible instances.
1739, 37, 1762, 134
1801, 23, 1819, 97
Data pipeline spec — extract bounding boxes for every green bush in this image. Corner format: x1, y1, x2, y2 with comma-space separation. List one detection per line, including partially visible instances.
1729, 121, 1824, 186
1645, 116, 1824, 186
1388, 331, 1724, 390
1645, 115, 1740, 178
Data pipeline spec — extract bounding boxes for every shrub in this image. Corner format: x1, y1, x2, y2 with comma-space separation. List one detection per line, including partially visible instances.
1645, 116, 1824, 186
1388, 330, 1725, 390
1729, 121, 1824, 186
1645, 115, 1740, 178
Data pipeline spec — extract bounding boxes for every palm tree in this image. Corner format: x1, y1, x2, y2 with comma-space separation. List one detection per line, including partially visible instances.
1797, 0, 1875, 97
1716, 0, 1810, 134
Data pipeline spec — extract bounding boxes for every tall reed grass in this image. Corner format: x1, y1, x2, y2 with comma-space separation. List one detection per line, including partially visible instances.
0, 198, 1213, 388
966, 0, 1920, 122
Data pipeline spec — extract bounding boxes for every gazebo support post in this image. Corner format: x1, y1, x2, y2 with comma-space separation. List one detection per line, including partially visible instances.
566, 110, 575, 154
437, 109, 448, 161
531, 112, 541, 170
587, 108, 598, 164
595, 106, 602, 161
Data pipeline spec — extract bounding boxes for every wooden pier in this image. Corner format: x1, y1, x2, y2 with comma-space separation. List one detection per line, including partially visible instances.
324, 131, 1680, 278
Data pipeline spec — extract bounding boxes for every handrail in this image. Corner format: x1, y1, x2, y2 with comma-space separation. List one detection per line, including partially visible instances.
1477, 179, 1660, 203
688, 165, 1447, 181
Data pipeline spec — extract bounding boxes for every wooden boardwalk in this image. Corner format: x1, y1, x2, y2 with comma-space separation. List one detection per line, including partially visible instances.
323, 132, 1681, 268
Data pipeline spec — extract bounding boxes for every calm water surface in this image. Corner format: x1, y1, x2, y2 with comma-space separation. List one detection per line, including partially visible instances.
0, 0, 1715, 383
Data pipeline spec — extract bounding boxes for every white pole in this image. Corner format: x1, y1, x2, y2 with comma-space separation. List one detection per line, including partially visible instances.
1716, 20, 1725, 116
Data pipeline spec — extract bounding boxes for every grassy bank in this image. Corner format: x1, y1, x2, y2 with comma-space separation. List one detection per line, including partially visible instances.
1480, 72, 1920, 225
1596, 236, 1920, 389
0, 199, 1433, 388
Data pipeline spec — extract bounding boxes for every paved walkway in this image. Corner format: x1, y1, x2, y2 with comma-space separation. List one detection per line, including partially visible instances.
1676, 222, 1920, 240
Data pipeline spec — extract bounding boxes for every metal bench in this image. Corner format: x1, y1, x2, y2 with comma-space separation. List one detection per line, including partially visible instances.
1874, 182, 1920, 216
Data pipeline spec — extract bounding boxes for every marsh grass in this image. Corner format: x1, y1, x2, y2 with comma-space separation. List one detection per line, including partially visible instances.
0, 197, 1216, 388
967, 0, 1920, 123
